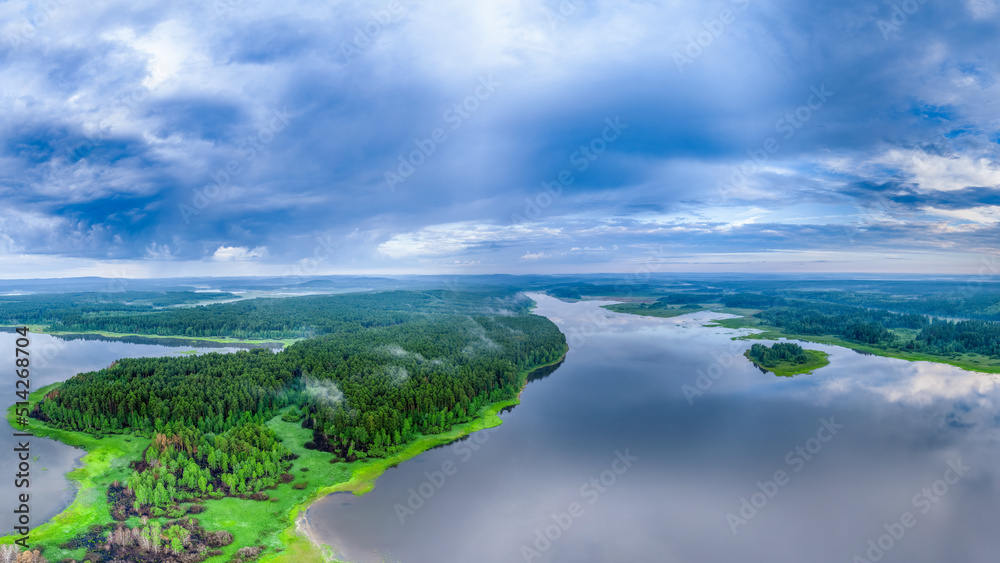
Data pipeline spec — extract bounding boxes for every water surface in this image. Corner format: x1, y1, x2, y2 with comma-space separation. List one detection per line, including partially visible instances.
307, 294, 1000, 563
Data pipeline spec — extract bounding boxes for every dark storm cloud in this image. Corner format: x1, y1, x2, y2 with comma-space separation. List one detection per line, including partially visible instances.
0, 0, 998, 274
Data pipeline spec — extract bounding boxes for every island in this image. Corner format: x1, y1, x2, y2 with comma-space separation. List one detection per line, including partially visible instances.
744, 342, 830, 377
558, 278, 1000, 375
601, 300, 704, 318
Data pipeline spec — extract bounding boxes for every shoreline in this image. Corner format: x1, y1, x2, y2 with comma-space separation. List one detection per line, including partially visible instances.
744, 348, 831, 377
0, 324, 297, 348
711, 317, 1000, 375
265, 347, 569, 563
2, 348, 569, 563
605, 307, 1000, 375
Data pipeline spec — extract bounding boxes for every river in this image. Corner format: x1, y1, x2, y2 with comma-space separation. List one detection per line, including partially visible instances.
305, 294, 1000, 563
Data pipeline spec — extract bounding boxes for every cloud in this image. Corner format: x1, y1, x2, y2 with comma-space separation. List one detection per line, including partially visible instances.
878, 150, 1000, 192
0, 233, 21, 254
923, 205, 1000, 224
1, 0, 1000, 275
377, 222, 562, 259
145, 241, 175, 260
211, 246, 267, 261
520, 251, 548, 260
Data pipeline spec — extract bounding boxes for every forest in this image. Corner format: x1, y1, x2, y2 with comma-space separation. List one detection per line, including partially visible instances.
4, 289, 538, 340
562, 277, 1000, 361
748, 299, 1000, 356
746, 342, 809, 367
0, 291, 236, 330
29, 289, 567, 522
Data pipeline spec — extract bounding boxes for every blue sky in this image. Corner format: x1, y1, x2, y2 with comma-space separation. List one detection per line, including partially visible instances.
1, 0, 999, 278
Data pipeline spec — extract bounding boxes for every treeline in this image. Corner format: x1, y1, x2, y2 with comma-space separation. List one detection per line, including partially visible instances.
747, 343, 808, 367
751, 300, 1000, 358
0, 291, 236, 327
916, 319, 1000, 356
31, 289, 531, 340
33, 348, 296, 435
755, 302, 928, 345
122, 424, 294, 516
32, 291, 567, 464
775, 289, 1000, 322
294, 313, 566, 459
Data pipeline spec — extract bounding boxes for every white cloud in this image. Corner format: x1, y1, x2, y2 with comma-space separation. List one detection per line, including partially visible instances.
0, 233, 21, 254
520, 251, 548, 260
145, 242, 175, 260
923, 205, 1000, 224
378, 222, 561, 259
967, 0, 1000, 19
880, 150, 1000, 192
212, 246, 268, 261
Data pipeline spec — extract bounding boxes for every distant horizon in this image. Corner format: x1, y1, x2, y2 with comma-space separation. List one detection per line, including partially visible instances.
1, 271, 999, 283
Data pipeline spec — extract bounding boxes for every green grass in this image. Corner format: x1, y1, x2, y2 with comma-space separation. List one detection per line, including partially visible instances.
601, 303, 706, 318
1, 383, 150, 561
2, 346, 569, 563
709, 315, 1000, 374
1, 324, 300, 347
744, 348, 831, 377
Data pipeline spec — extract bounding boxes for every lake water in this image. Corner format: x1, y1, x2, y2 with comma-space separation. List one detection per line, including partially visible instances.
306, 294, 1000, 563
0, 331, 255, 536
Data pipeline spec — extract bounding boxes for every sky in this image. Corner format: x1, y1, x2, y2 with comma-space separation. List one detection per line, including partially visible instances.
1, 0, 1000, 278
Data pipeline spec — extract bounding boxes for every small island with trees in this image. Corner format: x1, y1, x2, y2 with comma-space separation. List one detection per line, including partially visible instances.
744, 342, 830, 377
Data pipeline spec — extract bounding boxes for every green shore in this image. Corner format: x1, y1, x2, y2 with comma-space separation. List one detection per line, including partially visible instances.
708, 314, 1000, 374
605, 304, 1000, 375
601, 303, 706, 318
1, 346, 569, 563
743, 348, 830, 377
2, 324, 300, 347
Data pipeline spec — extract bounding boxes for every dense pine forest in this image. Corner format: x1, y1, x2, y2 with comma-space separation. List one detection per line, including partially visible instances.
2, 289, 540, 340
0, 291, 237, 328
29, 289, 567, 520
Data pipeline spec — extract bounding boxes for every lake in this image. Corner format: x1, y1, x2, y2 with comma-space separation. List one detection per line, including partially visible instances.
0, 331, 257, 536
306, 294, 1000, 563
